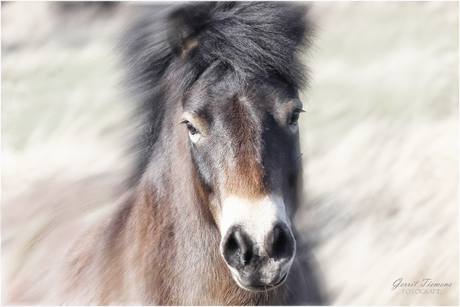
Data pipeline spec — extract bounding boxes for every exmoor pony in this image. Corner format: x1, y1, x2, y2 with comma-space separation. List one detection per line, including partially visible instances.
40, 2, 323, 305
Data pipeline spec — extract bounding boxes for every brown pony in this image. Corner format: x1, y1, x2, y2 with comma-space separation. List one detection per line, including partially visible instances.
44, 2, 324, 305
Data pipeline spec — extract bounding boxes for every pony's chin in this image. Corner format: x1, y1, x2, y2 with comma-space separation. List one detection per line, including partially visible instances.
232, 272, 288, 292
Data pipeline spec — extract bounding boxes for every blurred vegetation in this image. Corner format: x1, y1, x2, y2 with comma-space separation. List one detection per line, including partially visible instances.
301, 2, 458, 158
2, 2, 126, 152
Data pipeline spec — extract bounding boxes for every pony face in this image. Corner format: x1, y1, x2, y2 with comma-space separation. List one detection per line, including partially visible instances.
125, 1, 312, 295
181, 75, 303, 291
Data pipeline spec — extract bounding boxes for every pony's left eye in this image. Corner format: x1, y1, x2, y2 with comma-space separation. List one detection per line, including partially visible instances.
289, 111, 301, 125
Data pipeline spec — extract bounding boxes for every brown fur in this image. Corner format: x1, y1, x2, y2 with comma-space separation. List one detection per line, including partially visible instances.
38, 3, 325, 304
44, 104, 289, 305
223, 97, 266, 200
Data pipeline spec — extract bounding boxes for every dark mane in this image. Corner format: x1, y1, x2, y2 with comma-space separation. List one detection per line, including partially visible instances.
121, 1, 312, 187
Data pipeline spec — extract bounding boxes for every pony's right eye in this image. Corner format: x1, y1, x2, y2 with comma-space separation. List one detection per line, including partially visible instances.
185, 121, 198, 135
182, 120, 202, 144
182, 120, 198, 135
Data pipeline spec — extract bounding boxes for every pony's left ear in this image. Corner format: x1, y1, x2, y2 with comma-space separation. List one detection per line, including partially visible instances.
167, 8, 200, 56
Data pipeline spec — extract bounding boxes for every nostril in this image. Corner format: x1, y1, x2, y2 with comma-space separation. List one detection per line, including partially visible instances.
272, 226, 288, 256
242, 243, 253, 266
269, 224, 295, 260
225, 234, 239, 254
222, 228, 254, 268
272, 226, 285, 254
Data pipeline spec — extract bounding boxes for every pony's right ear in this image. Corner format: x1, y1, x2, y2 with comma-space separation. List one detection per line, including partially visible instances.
167, 8, 199, 56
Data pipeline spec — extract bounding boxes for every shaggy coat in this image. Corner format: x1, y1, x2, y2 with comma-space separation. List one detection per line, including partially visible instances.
46, 2, 324, 305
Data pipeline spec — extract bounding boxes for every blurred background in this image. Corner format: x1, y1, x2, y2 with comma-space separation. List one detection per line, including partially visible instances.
2, 2, 458, 305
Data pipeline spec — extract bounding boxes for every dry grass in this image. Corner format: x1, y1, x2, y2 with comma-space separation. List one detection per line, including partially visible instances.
296, 2, 458, 305
2, 2, 458, 305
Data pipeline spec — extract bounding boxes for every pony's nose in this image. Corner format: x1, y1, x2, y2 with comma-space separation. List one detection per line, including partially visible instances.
222, 223, 295, 269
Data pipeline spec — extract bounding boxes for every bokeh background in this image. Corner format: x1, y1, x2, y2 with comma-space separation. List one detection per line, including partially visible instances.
2, 2, 458, 305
